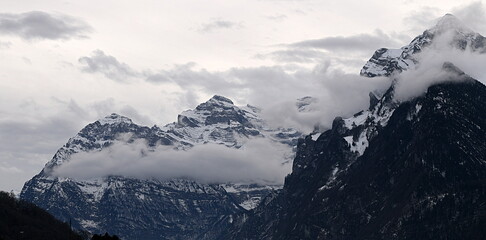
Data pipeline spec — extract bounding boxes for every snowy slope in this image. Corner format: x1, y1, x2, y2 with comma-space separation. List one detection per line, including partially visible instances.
21, 95, 302, 240
361, 14, 486, 77
219, 14, 486, 240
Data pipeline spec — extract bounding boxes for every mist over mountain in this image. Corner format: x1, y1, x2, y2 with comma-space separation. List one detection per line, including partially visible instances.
214, 14, 486, 240
16, 13, 486, 240
20, 95, 302, 239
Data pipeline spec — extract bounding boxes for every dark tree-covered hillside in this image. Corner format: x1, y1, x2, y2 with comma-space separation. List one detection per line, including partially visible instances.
0, 191, 84, 240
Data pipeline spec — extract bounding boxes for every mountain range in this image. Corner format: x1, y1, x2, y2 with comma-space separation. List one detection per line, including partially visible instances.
216, 14, 486, 240
21, 95, 302, 239
20, 14, 485, 240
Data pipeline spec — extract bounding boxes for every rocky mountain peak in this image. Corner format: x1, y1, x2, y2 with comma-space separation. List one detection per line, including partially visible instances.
195, 95, 235, 111
208, 95, 234, 105
21, 94, 303, 239
177, 95, 253, 128
360, 14, 485, 77
97, 113, 133, 126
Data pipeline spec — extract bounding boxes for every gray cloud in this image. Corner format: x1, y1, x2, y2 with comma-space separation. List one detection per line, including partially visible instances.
288, 29, 404, 52
79, 50, 140, 82
199, 19, 242, 33
53, 138, 292, 185
0, 11, 92, 40
452, 1, 486, 33
79, 49, 390, 132
255, 48, 327, 63
0, 99, 89, 191
145, 62, 231, 88
255, 30, 408, 66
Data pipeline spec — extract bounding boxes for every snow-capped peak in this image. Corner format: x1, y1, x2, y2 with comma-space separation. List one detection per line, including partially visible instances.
361, 14, 485, 78
208, 95, 234, 105
97, 113, 133, 125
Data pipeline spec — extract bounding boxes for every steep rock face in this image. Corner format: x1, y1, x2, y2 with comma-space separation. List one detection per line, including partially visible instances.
222, 75, 486, 240
220, 15, 486, 238
22, 176, 241, 240
43, 113, 171, 171
21, 96, 302, 240
361, 14, 486, 77
163, 95, 300, 149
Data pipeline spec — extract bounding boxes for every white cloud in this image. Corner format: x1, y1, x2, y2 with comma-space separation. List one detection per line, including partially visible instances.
394, 28, 486, 102
53, 138, 292, 185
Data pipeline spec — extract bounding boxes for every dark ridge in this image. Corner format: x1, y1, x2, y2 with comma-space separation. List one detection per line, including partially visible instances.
218, 78, 486, 240
0, 191, 85, 240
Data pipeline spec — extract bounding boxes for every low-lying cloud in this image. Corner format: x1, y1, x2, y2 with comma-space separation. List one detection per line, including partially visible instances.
0, 11, 92, 40
53, 138, 293, 185
394, 26, 486, 102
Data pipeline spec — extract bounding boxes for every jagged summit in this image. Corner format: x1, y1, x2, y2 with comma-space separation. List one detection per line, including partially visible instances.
208, 95, 234, 105
97, 113, 133, 125
219, 17, 486, 238
360, 13, 486, 77
195, 95, 235, 111
177, 95, 254, 128
21, 95, 303, 240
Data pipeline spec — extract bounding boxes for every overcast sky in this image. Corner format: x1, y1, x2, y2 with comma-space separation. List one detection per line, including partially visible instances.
1, 0, 485, 192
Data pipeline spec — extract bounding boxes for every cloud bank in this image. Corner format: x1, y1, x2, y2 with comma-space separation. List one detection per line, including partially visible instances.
53, 138, 293, 185
0, 11, 92, 40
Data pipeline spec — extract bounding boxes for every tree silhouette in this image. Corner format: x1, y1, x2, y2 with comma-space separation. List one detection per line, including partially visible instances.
0, 191, 83, 240
91, 232, 120, 240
